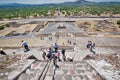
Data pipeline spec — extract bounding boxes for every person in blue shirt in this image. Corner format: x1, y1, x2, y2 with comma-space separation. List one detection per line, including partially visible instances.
47, 48, 54, 60
22, 40, 29, 52
54, 43, 58, 52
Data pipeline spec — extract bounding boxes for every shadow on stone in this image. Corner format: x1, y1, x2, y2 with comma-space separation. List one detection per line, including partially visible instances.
27, 55, 38, 60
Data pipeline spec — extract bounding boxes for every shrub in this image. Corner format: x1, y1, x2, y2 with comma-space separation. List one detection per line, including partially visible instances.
5, 24, 9, 27
0, 26, 4, 30
117, 20, 120, 25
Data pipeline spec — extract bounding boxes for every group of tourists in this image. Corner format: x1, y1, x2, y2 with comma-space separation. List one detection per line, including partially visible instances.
42, 43, 66, 67
87, 41, 96, 54
67, 40, 76, 46
22, 40, 66, 62
42, 43, 66, 68
0, 39, 96, 67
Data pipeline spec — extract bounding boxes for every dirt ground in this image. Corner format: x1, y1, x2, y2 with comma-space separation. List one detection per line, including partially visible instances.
75, 19, 120, 32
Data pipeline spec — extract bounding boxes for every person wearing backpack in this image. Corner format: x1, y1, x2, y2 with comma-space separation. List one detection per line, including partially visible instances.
61, 49, 66, 61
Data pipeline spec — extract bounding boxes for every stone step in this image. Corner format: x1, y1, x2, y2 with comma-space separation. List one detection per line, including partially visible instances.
44, 61, 102, 80
0, 59, 103, 80
18, 61, 48, 80
64, 50, 90, 61
0, 60, 35, 80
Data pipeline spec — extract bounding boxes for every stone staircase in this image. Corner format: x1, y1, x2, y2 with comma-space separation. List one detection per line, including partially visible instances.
17, 60, 102, 80
45, 61, 102, 80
